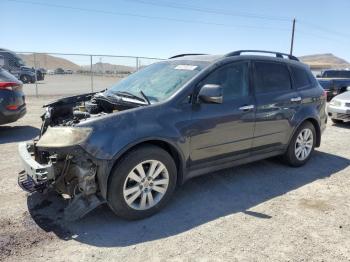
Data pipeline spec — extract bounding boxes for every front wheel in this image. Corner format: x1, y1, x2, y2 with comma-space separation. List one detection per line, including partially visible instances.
107, 145, 177, 220
283, 121, 316, 167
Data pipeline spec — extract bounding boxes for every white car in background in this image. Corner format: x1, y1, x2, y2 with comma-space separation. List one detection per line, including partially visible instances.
327, 91, 350, 123
46, 69, 55, 75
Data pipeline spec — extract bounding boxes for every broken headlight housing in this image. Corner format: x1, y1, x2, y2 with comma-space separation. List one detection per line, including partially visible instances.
36, 127, 92, 148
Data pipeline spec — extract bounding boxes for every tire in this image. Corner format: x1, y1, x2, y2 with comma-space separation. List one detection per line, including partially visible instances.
20, 75, 30, 84
107, 145, 177, 220
331, 118, 343, 124
283, 121, 316, 167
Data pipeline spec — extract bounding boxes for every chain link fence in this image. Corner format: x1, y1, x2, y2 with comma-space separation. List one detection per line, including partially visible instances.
0, 50, 164, 97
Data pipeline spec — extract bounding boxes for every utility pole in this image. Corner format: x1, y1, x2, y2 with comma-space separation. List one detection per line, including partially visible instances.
290, 18, 296, 55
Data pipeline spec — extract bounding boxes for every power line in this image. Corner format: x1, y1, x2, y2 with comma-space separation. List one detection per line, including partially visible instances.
298, 20, 350, 39
296, 29, 350, 45
127, 0, 350, 41
126, 0, 292, 22
5, 0, 291, 32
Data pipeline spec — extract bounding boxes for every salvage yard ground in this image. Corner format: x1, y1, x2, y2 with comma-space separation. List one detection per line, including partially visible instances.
0, 96, 350, 261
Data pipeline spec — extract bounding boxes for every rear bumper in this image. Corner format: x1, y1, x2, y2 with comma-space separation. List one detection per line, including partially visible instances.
18, 142, 53, 192
0, 106, 26, 125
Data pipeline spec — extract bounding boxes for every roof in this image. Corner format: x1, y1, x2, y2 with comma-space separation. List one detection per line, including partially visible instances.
170, 53, 308, 68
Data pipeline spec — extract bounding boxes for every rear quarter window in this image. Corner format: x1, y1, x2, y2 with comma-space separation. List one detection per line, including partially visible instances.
290, 65, 312, 89
253, 61, 292, 94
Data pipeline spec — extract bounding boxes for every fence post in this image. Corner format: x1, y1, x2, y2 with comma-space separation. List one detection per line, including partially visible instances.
33, 53, 38, 97
90, 55, 94, 92
136, 57, 139, 71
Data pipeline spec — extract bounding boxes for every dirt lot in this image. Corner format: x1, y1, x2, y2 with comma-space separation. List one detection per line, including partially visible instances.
0, 96, 350, 262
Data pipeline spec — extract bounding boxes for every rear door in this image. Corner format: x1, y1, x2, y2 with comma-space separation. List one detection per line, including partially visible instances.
252, 61, 300, 152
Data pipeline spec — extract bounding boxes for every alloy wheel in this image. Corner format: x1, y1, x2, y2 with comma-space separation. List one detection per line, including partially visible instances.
294, 128, 313, 161
123, 160, 169, 210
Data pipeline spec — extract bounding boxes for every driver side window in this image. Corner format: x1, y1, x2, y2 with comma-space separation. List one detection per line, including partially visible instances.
201, 62, 249, 102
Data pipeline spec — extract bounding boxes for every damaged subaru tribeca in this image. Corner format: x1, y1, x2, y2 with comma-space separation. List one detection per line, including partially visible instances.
18, 50, 327, 220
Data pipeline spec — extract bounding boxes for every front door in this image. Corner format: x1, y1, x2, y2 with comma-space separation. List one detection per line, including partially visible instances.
189, 61, 256, 168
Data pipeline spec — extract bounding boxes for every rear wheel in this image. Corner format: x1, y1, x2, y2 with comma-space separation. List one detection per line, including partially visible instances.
107, 145, 177, 220
283, 121, 316, 167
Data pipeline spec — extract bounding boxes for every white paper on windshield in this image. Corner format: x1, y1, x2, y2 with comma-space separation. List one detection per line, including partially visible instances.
175, 65, 198, 70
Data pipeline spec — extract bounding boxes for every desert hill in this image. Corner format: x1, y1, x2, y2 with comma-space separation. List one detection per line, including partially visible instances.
299, 53, 350, 69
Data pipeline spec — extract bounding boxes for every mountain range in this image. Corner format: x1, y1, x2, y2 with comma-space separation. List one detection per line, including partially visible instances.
18, 53, 350, 72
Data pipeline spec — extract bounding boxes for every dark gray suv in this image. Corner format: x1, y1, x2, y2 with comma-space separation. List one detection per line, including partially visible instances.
18, 50, 327, 220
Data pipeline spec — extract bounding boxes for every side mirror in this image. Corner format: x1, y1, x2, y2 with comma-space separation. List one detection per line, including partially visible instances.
0, 56, 4, 67
198, 84, 223, 104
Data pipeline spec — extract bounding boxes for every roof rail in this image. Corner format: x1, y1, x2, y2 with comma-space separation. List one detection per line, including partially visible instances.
168, 53, 207, 59
225, 50, 299, 61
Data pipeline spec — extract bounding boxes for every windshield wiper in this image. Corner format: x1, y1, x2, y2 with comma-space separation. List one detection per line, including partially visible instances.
139, 90, 151, 105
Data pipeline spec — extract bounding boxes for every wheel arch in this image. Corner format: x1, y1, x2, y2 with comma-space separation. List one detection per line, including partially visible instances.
291, 117, 321, 147
105, 138, 185, 198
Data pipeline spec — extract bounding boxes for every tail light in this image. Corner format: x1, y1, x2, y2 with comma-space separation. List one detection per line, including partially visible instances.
6, 105, 18, 110
0, 82, 22, 91
322, 90, 327, 100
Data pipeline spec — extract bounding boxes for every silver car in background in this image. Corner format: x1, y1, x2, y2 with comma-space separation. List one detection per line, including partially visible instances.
327, 91, 350, 123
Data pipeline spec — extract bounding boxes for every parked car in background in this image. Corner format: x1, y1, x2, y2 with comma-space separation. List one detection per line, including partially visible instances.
38, 68, 47, 74
317, 69, 350, 78
46, 69, 55, 75
318, 78, 350, 101
0, 48, 44, 83
65, 69, 74, 74
316, 68, 350, 101
18, 50, 327, 221
327, 91, 350, 123
54, 68, 65, 74
0, 57, 26, 125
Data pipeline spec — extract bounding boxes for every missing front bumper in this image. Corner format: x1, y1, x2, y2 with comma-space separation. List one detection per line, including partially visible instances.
18, 142, 53, 192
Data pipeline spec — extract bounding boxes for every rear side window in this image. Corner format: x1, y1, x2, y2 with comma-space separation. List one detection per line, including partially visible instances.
253, 62, 291, 94
290, 65, 311, 88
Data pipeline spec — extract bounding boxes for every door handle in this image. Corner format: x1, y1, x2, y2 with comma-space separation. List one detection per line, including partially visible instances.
290, 97, 302, 102
239, 105, 255, 111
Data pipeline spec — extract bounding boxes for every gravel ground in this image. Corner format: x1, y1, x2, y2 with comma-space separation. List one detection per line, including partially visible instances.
0, 96, 350, 262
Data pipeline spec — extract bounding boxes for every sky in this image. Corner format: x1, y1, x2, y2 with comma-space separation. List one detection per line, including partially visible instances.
1, 0, 350, 64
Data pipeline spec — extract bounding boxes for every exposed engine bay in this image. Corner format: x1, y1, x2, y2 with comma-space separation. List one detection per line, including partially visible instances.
40, 91, 146, 135
19, 91, 148, 220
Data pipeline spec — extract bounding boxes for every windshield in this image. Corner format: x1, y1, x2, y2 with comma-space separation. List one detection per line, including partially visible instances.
106, 61, 207, 103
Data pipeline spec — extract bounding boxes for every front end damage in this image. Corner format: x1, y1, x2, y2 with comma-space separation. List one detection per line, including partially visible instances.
18, 136, 105, 221
18, 91, 145, 220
